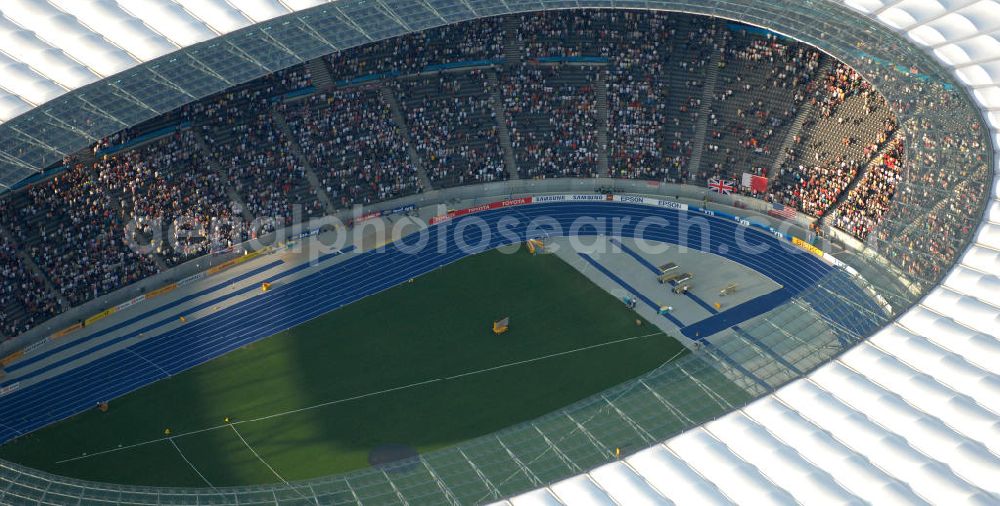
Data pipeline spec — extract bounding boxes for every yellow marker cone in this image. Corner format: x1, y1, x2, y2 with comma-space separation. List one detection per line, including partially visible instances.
164, 428, 172, 436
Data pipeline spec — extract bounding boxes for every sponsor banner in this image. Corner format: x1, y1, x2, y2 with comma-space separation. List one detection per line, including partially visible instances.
688, 205, 790, 241
205, 260, 237, 276
23, 338, 50, 355
792, 237, 824, 257
351, 210, 383, 225
85, 307, 117, 326
611, 194, 688, 211
287, 228, 323, 243
353, 203, 418, 225
145, 284, 178, 301
51, 322, 83, 339
533, 194, 570, 203
613, 194, 649, 205
1, 351, 23, 367
204, 249, 265, 276
115, 294, 146, 312
177, 272, 205, 287
0, 382, 19, 397
387, 203, 416, 215
430, 197, 533, 224
531, 194, 608, 203
823, 252, 847, 269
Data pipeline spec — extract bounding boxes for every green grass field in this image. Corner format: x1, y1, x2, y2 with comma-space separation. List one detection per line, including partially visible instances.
0, 248, 689, 487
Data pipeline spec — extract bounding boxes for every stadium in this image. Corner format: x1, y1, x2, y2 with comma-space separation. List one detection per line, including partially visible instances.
0, 0, 995, 504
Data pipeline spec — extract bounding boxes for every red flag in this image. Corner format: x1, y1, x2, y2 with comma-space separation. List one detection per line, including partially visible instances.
741, 173, 769, 193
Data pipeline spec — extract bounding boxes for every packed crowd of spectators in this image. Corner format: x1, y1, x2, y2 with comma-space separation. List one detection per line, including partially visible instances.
767, 64, 896, 217
284, 88, 422, 207
600, 12, 676, 179
93, 65, 312, 153
614, 15, 721, 180
701, 31, 822, 187
520, 10, 614, 59
325, 17, 504, 81
0, 220, 59, 339
871, 76, 990, 283
197, 84, 324, 226
1, 162, 161, 307
91, 129, 247, 266
832, 138, 904, 238
395, 71, 508, 187
4, 9, 982, 339
502, 65, 601, 178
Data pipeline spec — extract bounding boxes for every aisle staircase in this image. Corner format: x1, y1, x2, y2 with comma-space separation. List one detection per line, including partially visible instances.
503, 15, 522, 66
686, 49, 723, 176
0, 224, 68, 310
307, 58, 335, 91
596, 71, 610, 176
378, 84, 434, 190
486, 69, 520, 179
191, 130, 255, 223
270, 107, 337, 215
768, 59, 833, 178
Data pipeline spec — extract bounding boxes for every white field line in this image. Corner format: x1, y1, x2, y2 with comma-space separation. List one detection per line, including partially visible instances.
169, 438, 215, 488
56, 330, 666, 465
229, 424, 287, 484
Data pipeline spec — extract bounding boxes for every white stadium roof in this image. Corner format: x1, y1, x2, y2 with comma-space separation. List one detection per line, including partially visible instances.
495, 0, 1000, 503
0, 1, 996, 504
0, 0, 327, 122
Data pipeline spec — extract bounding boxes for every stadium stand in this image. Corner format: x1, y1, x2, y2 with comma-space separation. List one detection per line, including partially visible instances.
0, 162, 161, 309
283, 88, 423, 207
700, 30, 823, 186
324, 17, 504, 82
0, 220, 59, 339
0, 10, 922, 340
0, 2, 994, 504
197, 83, 323, 226
767, 63, 896, 217
0, 9, 969, 365
502, 64, 602, 179
92, 129, 246, 266
394, 70, 509, 187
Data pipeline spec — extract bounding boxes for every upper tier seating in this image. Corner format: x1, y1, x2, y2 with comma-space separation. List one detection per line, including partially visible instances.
0, 10, 925, 340
700, 31, 822, 186
325, 17, 504, 81
0, 207, 59, 340
502, 65, 601, 179
284, 89, 422, 208
0, 164, 161, 307
395, 70, 508, 187
197, 85, 323, 226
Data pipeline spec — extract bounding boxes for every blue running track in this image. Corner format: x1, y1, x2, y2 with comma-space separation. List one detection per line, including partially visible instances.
0, 202, 880, 443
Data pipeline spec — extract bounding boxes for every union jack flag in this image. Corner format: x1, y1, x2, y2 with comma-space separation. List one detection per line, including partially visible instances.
708, 177, 735, 194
